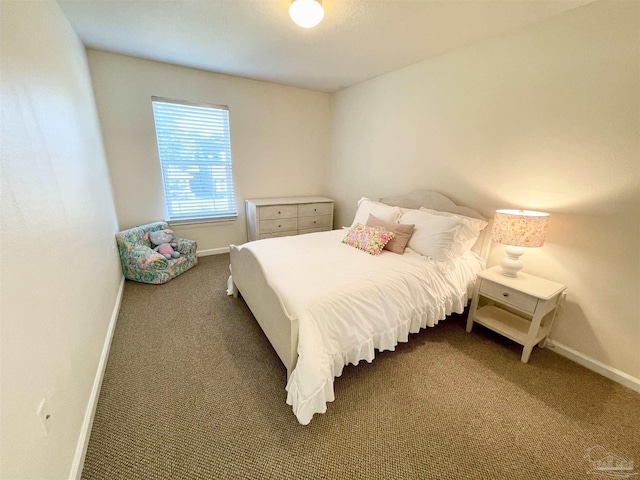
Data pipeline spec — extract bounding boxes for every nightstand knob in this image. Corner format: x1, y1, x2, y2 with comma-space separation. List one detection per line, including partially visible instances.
503, 293, 509, 297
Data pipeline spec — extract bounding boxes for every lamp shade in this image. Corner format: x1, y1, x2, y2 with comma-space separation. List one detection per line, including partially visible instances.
491, 209, 550, 248
289, 0, 324, 28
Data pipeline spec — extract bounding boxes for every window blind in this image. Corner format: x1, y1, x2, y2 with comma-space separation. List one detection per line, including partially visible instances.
151, 97, 237, 223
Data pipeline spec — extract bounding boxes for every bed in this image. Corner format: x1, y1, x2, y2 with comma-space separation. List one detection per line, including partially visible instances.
229, 190, 490, 424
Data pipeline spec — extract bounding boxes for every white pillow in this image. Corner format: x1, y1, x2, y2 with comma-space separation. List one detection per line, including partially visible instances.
400, 209, 462, 262
351, 197, 402, 227
419, 207, 488, 257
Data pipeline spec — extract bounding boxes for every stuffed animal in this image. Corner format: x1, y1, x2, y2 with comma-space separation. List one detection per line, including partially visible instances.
149, 229, 181, 259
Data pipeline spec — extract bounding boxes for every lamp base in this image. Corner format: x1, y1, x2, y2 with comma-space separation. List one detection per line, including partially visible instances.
500, 246, 525, 277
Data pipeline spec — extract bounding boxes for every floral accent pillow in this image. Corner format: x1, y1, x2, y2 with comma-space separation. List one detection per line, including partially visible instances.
342, 223, 395, 256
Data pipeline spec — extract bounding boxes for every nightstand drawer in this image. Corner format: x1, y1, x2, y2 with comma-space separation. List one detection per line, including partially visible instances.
259, 218, 297, 234
481, 280, 538, 314
259, 205, 297, 220
298, 202, 333, 217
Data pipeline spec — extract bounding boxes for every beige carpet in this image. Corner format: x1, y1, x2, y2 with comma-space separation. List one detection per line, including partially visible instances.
82, 254, 640, 479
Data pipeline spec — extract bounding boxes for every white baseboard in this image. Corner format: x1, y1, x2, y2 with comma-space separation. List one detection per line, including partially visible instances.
546, 340, 640, 394
196, 247, 230, 257
69, 276, 125, 480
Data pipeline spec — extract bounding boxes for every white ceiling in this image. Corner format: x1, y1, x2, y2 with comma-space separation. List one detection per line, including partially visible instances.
57, 0, 593, 93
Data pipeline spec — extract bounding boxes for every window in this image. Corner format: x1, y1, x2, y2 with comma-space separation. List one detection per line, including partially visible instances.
151, 96, 237, 223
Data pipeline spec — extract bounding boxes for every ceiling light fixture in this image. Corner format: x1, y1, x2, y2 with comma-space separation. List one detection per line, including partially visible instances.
289, 0, 324, 29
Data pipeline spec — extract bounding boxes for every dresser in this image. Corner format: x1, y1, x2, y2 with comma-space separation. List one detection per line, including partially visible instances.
245, 196, 334, 241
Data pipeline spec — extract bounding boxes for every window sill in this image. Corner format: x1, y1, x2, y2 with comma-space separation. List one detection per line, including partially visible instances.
167, 215, 238, 227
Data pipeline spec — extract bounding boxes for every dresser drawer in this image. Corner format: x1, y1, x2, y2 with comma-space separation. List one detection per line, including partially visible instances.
259, 217, 297, 234
259, 204, 297, 221
481, 280, 538, 314
297, 214, 332, 230
298, 202, 333, 217
260, 230, 296, 239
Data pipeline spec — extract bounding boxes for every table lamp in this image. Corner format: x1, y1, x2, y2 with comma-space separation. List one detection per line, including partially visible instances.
491, 209, 550, 277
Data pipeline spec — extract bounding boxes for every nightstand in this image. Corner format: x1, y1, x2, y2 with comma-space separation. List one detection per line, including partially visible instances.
466, 266, 566, 363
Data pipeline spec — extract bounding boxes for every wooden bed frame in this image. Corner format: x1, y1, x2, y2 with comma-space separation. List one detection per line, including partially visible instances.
229, 190, 490, 379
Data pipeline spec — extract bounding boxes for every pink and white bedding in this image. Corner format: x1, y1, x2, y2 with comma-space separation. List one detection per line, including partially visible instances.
240, 228, 484, 425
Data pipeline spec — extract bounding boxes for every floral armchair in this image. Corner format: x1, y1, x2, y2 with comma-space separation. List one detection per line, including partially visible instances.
115, 222, 198, 284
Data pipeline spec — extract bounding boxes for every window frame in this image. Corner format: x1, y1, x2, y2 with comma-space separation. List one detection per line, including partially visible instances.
151, 96, 238, 226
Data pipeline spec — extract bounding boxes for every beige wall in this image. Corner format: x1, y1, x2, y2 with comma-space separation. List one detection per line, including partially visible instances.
328, 1, 639, 378
0, 1, 123, 479
86, 50, 332, 250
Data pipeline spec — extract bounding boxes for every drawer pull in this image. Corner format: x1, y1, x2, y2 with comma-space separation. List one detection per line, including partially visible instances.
313, 221, 316, 224
314, 208, 317, 212
503, 293, 509, 297
278, 211, 281, 214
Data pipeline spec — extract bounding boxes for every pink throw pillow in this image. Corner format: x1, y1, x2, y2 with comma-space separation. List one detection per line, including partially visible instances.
366, 214, 415, 254
342, 223, 395, 256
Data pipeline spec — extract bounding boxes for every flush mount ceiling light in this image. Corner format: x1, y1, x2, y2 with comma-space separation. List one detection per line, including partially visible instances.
289, 0, 324, 28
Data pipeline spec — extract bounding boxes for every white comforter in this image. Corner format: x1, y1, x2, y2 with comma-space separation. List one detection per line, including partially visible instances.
242, 229, 483, 425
